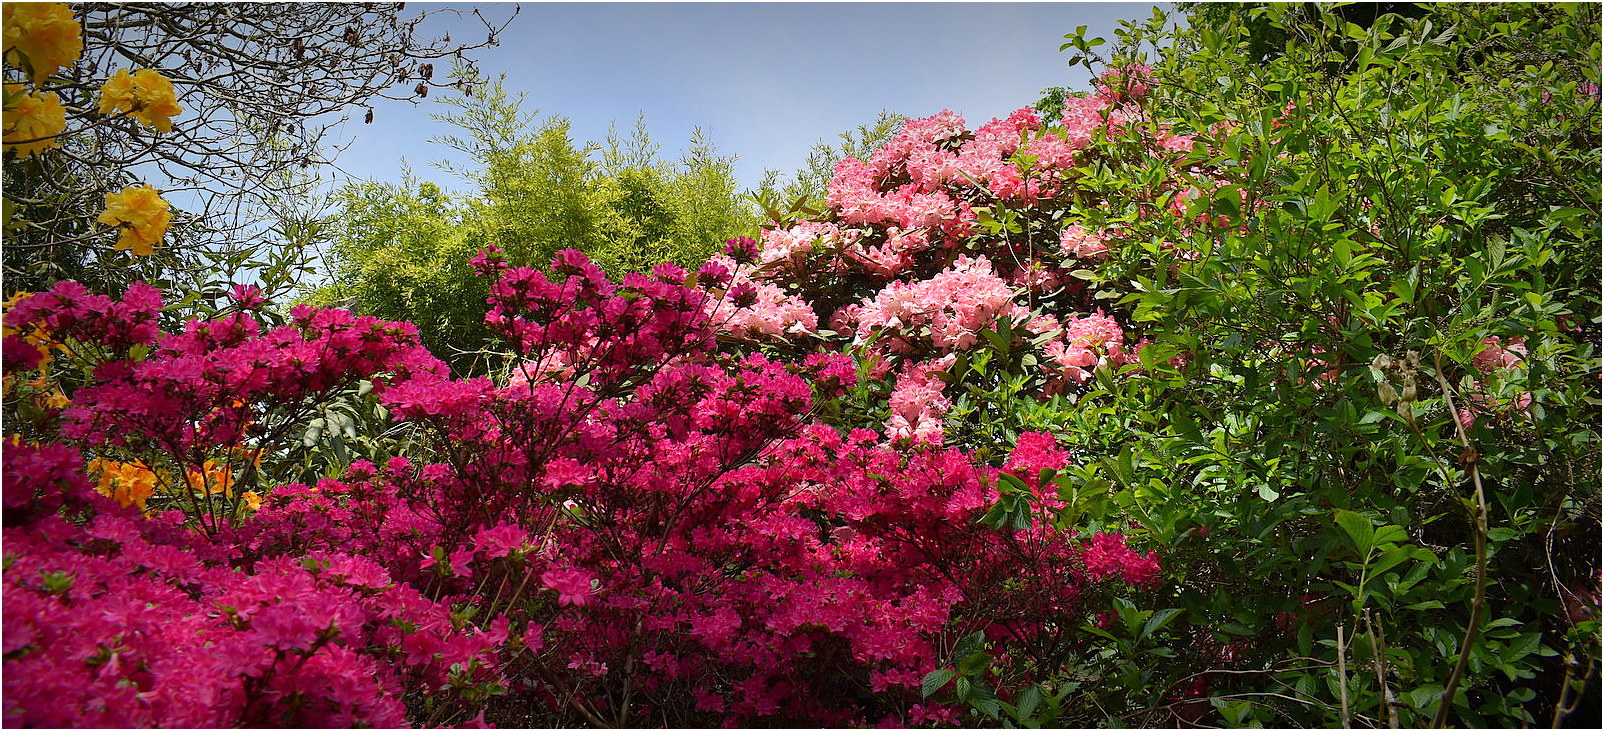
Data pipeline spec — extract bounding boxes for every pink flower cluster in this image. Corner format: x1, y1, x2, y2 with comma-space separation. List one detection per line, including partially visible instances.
1044, 311, 1133, 387
887, 355, 956, 444
841, 255, 1027, 354
6, 280, 444, 458
698, 67, 1202, 445
1459, 335, 1534, 428
704, 254, 820, 338
3, 442, 502, 728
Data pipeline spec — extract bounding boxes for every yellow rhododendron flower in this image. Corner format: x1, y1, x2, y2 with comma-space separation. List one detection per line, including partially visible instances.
2, 83, 65, 157
98, 68, 183, 132
1, 291, 61, 370
89, 458, 159, 512
2, 3, 82, 83
97, 184, 170, 256
185, 460, 235, 497
241, 490, 263, 511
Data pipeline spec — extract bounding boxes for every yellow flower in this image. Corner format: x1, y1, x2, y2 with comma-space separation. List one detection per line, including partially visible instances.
89, 458, 159, 512
184, 459, 235, 497
2, 3, 82, 83
42, 385, 69, 409
1, 291, 60, 369
241, 490, 263, 511
98, 184, 170, 256
98, 68, 182, 133
2, 83, 65, 157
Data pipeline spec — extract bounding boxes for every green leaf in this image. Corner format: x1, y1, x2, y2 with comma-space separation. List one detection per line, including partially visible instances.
958, 648, 992, 676
997, 471, 1030, 495
1140, 608, 1184, 641
1503, 632, 1543, 663
1486, 526, 1521, 542
969, 682, 1003, 718
953, 631, 986, 660
1335, 510, 1376, 555
1015, 684, 1043, 720
1403, 600, 1447, 611
922, 668, 955, 698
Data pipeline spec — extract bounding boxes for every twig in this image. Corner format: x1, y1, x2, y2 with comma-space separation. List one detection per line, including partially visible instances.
1365, 609, 1399, 729
1551, 655, 1595, 728
1337, 623, 1351, 729
1428, 349, 1490, 729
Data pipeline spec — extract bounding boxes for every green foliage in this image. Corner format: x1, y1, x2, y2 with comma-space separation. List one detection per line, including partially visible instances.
1030, 2, 1601, 726
311, 76, 760, 372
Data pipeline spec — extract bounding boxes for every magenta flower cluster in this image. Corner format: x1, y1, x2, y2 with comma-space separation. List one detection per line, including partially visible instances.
4, 246, 1160, 727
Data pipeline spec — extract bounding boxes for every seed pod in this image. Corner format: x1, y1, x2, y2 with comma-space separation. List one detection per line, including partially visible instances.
1378, 381, 1398, 406
1396, 400, 1416, 427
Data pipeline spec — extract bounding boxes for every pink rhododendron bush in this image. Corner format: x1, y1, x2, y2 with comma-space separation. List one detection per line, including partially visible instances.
3, 252, 1159, 727
709, 71, 1178, 446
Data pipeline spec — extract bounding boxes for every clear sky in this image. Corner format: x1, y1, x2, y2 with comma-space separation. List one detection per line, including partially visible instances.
323, 2, 1168, 196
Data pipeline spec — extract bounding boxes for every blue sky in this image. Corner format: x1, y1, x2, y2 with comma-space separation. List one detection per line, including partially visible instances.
324, 2, 1168, 195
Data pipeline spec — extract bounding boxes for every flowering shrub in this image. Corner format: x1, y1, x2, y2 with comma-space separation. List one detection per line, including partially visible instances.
702, 63, 1229, 450
3, 250, 1163, 727
6, 3, 1594, 729
2, 277, 445, 532
2, 440, 504, 728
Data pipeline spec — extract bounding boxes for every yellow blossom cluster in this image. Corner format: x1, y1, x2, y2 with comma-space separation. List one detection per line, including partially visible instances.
2, 82, 65, 157
87, 451, 263, 515
183, 457, 264, 511
89, 458, 159, 512
98, 67, 183, 132
185, 459, 236, 497
5, 2, 187, 259
97, 184, 171, 256
2, 2, 81, 83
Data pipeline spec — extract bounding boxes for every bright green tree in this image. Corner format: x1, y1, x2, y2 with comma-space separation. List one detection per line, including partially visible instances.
312, 77, 758, 372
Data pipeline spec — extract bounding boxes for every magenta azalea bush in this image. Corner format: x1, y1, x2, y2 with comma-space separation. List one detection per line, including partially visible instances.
3, 250, 1159, 727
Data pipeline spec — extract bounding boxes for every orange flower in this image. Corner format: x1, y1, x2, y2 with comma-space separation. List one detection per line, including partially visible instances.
98, 68, 183, 132
2, 83, 65, 157
2, 3, 82, 83
184, 460, 235, 497
97, 184, 170, 256
89, 458, 158, 512
241, 491, 263, 511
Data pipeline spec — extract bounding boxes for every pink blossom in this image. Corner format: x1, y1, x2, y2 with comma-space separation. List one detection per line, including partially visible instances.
542, 568, 595, 607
